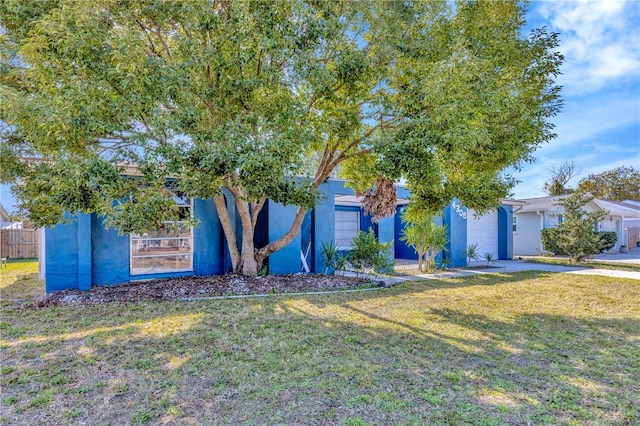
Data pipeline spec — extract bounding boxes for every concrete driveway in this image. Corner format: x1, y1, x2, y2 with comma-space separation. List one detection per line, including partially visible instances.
392, 254, 640, 282
594, 248, 640, 264
487, 259, 640, 280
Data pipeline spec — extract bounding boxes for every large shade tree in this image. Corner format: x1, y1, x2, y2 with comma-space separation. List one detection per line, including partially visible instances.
0, 0, 562, 275
578, 166, 640, 201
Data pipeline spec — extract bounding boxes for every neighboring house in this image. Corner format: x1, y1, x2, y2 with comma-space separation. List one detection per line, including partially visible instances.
0, 203, 23, 230
513, 194, 640, 255
41, 179, 517, 293
619, 200, 640, 247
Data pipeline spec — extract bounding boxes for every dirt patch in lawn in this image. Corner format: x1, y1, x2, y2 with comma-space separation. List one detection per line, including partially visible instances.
34, 274, 381, 307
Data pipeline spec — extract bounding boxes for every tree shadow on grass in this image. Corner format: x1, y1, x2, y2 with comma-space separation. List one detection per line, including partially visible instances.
3, 271, 638, 424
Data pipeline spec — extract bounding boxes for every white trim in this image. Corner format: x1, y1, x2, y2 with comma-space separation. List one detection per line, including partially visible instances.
38, 228, 46, 281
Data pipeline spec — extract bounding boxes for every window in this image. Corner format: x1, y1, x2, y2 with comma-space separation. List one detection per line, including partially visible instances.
130, 193, 193, 275
512, 215, 517, 233
335, 209, 360, 249
557, 214, 563, 224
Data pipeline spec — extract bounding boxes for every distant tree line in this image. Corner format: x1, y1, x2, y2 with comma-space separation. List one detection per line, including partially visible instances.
543, 162, 639, 201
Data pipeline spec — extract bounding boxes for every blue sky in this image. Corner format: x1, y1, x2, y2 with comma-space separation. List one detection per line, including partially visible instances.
511, 0, 640, 199
2, 1, 639, 214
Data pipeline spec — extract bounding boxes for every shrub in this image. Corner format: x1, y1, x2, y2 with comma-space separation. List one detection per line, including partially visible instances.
319, 241, 339, 274
595, 231, 617, 251
348, 229, 394, 275
541, 227, 565, 255
463, 243, 480, 267
554, 192, 607, 263
483, 252, 496, 267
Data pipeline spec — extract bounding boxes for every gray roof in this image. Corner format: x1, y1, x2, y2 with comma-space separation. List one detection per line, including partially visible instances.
516, 194, 640, 217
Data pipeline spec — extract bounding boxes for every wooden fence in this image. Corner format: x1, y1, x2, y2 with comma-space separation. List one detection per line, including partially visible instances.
0, 229, 38, 259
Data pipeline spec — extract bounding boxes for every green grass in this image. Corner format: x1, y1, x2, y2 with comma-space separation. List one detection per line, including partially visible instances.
2, 260, 639, 425
0, 259, 41, 306
523, 257, 640, 272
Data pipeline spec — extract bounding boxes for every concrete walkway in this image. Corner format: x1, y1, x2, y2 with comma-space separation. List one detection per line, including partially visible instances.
388, 259, 640, 284
594, 249, 640, 264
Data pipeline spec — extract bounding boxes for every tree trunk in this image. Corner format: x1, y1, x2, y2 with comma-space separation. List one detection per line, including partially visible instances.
234, 193, 259, 276
214, 189, 259, 275
217, 167, 330, 275
213, 193, 241, 272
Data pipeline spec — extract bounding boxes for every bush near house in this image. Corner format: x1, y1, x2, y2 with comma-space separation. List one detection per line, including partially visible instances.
348, 229, 395, 275
540, 192, 607, 263
543, 229, 617, 255
541, 227, 565, 255
595, 231, 617, 251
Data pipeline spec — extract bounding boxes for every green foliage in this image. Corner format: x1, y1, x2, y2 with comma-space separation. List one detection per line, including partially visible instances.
400, 207, 448, 272
542, 209, 616, 257
319, 241, 339, 275
550, 192, 608, 263
578, 166, 640, 201
334, 252, 349, 275
595, 231, 617, 252
483, 252, 496, 267
0, 0, 563, 272
348, 229, 394, 275
463, 243, 480, 267
541, 227, 565, 255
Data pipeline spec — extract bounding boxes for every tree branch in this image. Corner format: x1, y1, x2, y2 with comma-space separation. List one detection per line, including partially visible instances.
250, 195, 267, 229
255, 206, 307, 263
149, 19, 172, 61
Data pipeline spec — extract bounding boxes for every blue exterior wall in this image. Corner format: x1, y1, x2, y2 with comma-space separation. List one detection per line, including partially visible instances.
77, 214, 92, 290
443, 199, 468, 268
300, 211, 313, 272
267, 200, 302, 274
394, 205, 418, 260
312, 181, 338, 273
497, 205, 513, 260
43, 179, 515, 292
91, 215, 129, 286
194, 198, 226, 275
45, 218, 79, 293
392, 186, 417, 260
45, 198, 225, 293
360, 210, 378, 237
377, 215, 394, 249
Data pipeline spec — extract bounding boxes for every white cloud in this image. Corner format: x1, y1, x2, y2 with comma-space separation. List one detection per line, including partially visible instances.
536, 0, 640, 96
512, 1, 640, 199
543, 92, 639, 150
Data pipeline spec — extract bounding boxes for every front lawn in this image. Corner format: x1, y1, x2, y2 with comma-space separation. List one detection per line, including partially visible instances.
2, 261, 639, 425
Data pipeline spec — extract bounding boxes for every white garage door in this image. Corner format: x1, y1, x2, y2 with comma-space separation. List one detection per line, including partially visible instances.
467, 209, 499, 258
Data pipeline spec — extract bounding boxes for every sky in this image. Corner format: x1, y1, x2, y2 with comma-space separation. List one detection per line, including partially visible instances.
1, 0, 639, 214
510, 0, 640, 199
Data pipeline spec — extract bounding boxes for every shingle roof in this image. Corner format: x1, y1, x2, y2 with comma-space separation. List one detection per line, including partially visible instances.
516, 194, 640, 217
515, 195, 570, 213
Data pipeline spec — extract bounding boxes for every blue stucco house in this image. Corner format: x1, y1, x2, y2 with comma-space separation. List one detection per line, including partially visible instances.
39, 179, 517, 293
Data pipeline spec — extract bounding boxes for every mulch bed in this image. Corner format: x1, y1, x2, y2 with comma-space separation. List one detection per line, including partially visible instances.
37, 274, 381, 306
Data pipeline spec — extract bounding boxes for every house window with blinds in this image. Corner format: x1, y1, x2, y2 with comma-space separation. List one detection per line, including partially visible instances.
335, 209, 360, 250
130, 192, 193, 275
